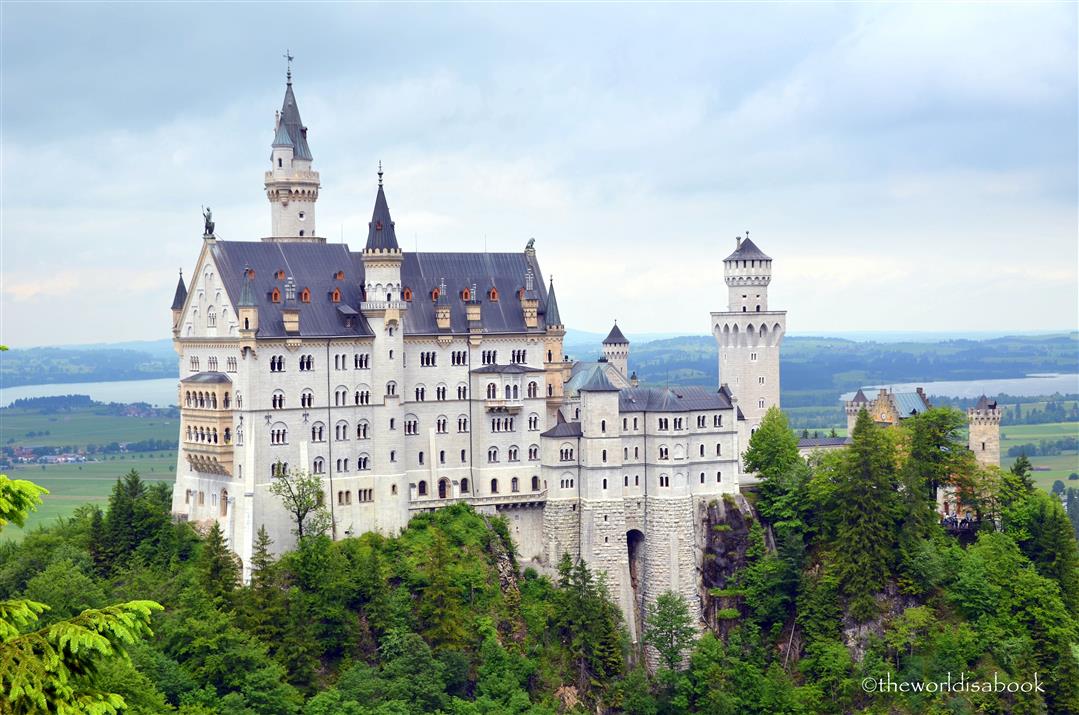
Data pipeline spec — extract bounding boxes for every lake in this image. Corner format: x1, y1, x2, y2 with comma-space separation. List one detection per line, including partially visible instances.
2, 377, 180, 407
839, 373, 1079, 401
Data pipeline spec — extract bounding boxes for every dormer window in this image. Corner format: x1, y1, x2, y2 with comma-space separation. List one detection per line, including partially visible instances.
488, 287, 499, 301
403, 287, 413, 301
271, 287, 281, 303
276, 270, 286, 280
335, 270, 345, 280
462, 288, 471, 301
300, 288, 311, 303
432, 287, 440, 302
331, 288, 341, 303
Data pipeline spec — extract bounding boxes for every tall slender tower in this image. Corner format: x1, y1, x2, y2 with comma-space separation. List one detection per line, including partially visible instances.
968, 395, 1002, 467
602, 323, 630, 378
264, 65, 322, 242
710, 234, 786, 448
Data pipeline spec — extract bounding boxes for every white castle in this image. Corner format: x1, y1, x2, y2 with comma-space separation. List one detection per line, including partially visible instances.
169, 71, 785, 643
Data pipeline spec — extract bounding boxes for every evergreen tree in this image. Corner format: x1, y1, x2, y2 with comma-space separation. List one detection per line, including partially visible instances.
200, 521, 240, 605
832, 409, 899, 621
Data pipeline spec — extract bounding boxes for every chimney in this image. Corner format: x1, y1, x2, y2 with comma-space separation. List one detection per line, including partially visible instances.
736, 236, 742, 249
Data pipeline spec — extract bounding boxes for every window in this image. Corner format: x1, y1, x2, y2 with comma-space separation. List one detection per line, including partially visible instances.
528, 445, 538, 460
405, 418, 418, 435
189, 356, 200, 372
508, 446, 519, 461
313, 458, 325, 474
418, 481, 428, 496
633, 417, 639, 430
714, 414, 722, 427
461, 449, 467, 462
226, 357, 237, 372
486, 383, 497, 399
758, 376, 765, 385
460, 478, 470, 493
488, 447, 499, 463
437, 416, 447, 433
419, 350, 436, 367
659, 474, 670, 488
559, 446, 575, 461
355, 353, 370, 369
601, 419, 606, 432
300, 288, 310, 303
300, 390, 314, 408
602, 449, 607, 462
659, 446, 669, 460
451, 350, 467, 366
358, 455, 369, 470
527, 381, 538, 398
528, 414, 539, 430
750, 352, 758, 361
457, 385, 468, 400
758, 399, 766, 409
331, 288, 341, 303
335, 421, 349, 441
531, 475, 540, 491
658, 417, 669, 430
700, 472, 705, 484
717, 471, 722, 483
270, 355, 285, 372
311, 423, 325, 442
299, 355, 314, 371
357, 421, 369, 439
418, 451, 425, 465
458, 416, 469, 432
271, 287, 281, 303
482, 350, 498, 365
700, 444, 705, 457
490, 478, 499, 494
716, 443, 722, 456
414, 386, 426, 402
270, 425, 288, 445
356, 389, 371, 405
386, 381, 397, 396
272, 391, 285, 409
436, 385, 446, 400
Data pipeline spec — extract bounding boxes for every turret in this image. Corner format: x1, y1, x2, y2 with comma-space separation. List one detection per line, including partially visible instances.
602, 322, 629, 378
237, 268, 258, 335
543, 278, 567, 418
264, 67, 322, 242
845, 388, 870, 432
968, 395, 1002, 467
723, 233, 772, 313
521, 267, 540, 329
171, 269, 187, 335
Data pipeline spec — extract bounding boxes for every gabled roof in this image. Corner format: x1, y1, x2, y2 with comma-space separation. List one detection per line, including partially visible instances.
603, 323, 628, 345
850, 388, 869, 404
544, 279, 562, 326
723, 237, 771, 262
365, 183, 399, 251
171, 271, 187, 310
278, 80, 313, 161
617, 386, 734, 413
579, 368, 620, 392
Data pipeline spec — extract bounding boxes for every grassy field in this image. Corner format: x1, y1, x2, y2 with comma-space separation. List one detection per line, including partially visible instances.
1, 409, 178, 448
2, 455, 177, 542
999, 422, 1079, 491
1, 406, 180, 542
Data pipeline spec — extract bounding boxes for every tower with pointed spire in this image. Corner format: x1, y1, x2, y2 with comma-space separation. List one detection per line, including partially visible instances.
711, 233, 787, 456
264, 65, 322, 242
170, 270, 187, 336
602, 322, 629, 378
543, 278, 569, 421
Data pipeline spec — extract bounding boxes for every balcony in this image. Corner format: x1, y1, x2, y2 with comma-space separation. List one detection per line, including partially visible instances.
484, 398, 523, 412
409, 490, 547, 512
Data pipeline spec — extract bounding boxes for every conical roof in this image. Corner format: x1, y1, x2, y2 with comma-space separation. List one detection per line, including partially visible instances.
365, 182, 399, 251
603, 323, 628, 345
851, 388, 869, 404
544, 279, 562, 326
171, 271, 187, 310
278, 80, 313, 161
723, 237, 771, 262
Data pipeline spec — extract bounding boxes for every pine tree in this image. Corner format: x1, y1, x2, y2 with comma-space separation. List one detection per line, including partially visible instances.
200, 521, 240, 605
832, 409, 899, 621
643, 591, 697, 672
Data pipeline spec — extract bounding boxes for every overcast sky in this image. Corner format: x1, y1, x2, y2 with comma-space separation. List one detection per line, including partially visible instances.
2, 3, 1076, 347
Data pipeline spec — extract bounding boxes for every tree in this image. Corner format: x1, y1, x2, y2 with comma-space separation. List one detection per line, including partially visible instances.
268, 464, 331, 539
1052, 479, 1066, 496
200, 521, 240, 604
0, 474, 162, 715
643, 591, 697, 672
831, 409, 899, 621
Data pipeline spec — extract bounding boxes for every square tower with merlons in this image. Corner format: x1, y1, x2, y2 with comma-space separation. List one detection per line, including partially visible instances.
710, 234, 786, 452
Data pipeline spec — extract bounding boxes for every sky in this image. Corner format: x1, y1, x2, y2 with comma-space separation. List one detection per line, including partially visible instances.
1, 2, 1077, 347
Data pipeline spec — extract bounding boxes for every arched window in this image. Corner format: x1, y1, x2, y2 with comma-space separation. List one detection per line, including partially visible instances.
331, 288, 341, 303
418, 480, 428, 496
220, 489, 229, 517
460, 477, 470, 493
527, 381, 538, 398
487, 383, 497, 399
531, 475, 540, 491
511, 477, 519, 492
490, 478, 499, 494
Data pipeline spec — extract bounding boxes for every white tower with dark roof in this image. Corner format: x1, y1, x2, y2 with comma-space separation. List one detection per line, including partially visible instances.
710, 234, 786, 451
602, 323, 630, 379
265, 67, 322, 242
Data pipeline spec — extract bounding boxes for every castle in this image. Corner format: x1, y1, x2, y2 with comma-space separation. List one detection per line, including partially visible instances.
168, 71, 783, 644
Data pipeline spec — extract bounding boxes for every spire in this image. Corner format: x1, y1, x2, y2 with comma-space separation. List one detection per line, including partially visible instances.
545, 278, 562, 326
171, 269, 187, 310
603, 322, 628, 345
365, 167, 399, 251
238, 268, 257, 307
277, 71, 312, 161
724, 235, 771, 262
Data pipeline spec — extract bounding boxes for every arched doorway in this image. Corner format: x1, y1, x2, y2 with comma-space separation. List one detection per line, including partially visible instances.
438, 478, 450, 499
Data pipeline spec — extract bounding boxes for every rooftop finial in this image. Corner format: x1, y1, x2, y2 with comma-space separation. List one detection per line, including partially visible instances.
378, 160, 383, 186
283, 49, 294, 83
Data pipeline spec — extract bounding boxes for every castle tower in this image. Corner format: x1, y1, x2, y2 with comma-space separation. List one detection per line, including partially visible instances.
170, 270, 187, 336
360, 167, 410, 531
602, 323, 630, 378
968, 395, 1002, 467
264, 67, 322, 242
710, 234, 786, 447
845, 388, 869, 432
543, 278, 568, 422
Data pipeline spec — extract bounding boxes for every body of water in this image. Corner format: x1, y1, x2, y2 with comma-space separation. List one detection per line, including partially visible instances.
839, 373, 1079, 401
2, 377, 179, 407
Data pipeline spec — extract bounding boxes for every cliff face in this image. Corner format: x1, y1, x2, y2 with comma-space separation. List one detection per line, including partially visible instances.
699, 494, 758, 637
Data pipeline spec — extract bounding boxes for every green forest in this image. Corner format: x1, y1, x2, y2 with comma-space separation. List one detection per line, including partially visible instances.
2, 406, 1078, 714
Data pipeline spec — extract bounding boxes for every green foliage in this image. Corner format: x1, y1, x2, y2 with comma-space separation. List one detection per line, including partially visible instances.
643, 591, 696, 672
268, 465, 331, 540
199, 521, 240, 604
0, 474, 48, 528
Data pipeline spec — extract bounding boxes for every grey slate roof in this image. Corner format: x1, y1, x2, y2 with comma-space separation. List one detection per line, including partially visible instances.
893, 391, 931, 417
565, 361, 630, 397
603, 323, 628, 345
212, 240, 551, 339
798, 437, 850, 448
617, 386, 734, 413
171, 271, 187, 310
471, 364, 546, 374
541, 419, 582, 438
850, 388, 869, 404
723, 237, 771, 262
181, 371, 233, 384
237, 270, 257, 307
544, 279, 562, 326
211, 241, 373, 338
400, 252, 550, 335
278, 81, 313, 161
365, 184, 399, 251
579, 368, 620, 392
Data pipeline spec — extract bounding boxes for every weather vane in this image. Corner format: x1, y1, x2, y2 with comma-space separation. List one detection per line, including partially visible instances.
283, 49, 294, 81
